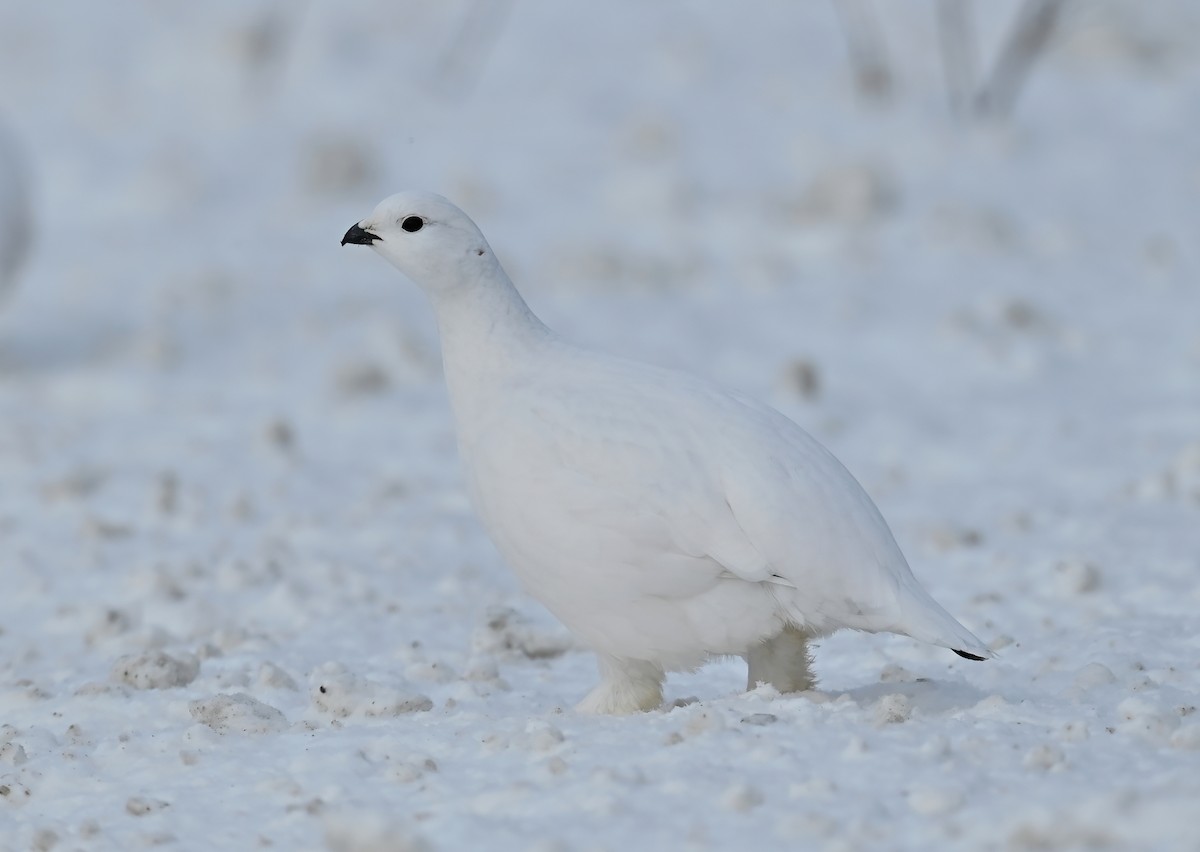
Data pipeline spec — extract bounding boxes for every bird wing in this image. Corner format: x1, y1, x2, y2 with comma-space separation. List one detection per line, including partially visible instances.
694, 392, 990, 654
466, 349, 989, 656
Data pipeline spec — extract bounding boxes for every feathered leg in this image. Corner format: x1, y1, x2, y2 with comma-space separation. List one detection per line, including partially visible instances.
576, 654, 664, 714
745, 625, 815, 693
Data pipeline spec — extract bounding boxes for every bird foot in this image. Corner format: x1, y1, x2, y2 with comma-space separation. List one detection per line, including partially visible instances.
575, 655, 664, 714
745, 626, 815, 693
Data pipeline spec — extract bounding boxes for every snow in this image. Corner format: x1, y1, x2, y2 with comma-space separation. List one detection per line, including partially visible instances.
0, 1, 1198, 850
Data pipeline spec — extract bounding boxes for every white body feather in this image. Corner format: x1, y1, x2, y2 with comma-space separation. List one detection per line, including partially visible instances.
452, 334, 987, 668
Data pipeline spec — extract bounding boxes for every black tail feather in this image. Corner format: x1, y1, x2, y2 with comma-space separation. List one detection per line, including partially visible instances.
953, 649, 987, 661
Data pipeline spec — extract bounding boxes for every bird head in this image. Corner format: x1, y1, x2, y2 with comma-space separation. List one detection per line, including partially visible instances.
341, 191, 495, 294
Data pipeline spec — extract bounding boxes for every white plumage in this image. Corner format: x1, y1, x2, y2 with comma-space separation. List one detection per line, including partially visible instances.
342, 191, 991, 714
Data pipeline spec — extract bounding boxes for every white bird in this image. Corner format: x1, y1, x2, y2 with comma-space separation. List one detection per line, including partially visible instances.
342, 191, 991, 714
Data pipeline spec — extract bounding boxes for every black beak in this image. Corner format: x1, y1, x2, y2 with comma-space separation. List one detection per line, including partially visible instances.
341, 224, 379, 246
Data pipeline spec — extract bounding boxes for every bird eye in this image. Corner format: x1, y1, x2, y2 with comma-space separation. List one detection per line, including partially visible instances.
401, 216, 424, 233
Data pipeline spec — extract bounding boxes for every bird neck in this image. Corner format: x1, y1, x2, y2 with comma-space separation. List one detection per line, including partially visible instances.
427, 263, 553, 425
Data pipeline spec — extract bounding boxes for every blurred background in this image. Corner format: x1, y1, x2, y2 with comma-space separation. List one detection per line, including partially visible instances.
0, 2, 1199, 847
2, 2, 1196, 518
1, 0, 1198, 651
0, 0, 1195, 628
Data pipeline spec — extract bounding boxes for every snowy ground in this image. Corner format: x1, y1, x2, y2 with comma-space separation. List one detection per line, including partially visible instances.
1, 2, 1199, 850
